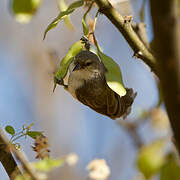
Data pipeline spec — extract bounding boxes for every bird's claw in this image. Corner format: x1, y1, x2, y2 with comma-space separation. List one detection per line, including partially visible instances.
53, 77, 68, 92
54, 77, 64, 86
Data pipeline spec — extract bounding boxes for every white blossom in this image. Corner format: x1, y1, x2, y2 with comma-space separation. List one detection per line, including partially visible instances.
87, 159, 110, 180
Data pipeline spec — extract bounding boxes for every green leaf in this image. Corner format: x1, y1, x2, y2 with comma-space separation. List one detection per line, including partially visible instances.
58, 0, 67, 11
32, 158, 64, 172
55, 40, 85, 81
14, 175, 26, 180
43, 0, 84, 40
67, 0, 84, 10
58, 0, 74, 30
160, 153, 180, 180
43, 9, 73, 40
82, 10, 89, 36
97, 49, 126, 96
137, 140, 167, 178
26, 131, 43, 139
5, 125, 15, 135
11, 0, 42, 23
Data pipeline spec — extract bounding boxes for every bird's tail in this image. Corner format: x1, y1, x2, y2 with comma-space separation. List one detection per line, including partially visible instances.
121, 88, 137, 119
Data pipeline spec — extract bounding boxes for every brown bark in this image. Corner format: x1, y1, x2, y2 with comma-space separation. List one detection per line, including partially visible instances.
150, 0, 180, 150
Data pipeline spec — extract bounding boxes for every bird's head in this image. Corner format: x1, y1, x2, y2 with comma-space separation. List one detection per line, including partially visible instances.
70, 50, 106, 75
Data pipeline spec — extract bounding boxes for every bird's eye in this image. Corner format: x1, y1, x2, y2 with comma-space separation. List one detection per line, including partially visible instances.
86, 62, 92, 66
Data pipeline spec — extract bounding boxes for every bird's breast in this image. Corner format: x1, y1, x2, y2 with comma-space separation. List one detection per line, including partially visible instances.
67, 70, 103, 98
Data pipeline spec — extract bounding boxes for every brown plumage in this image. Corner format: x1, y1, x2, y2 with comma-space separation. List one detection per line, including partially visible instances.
64, 50, 136, 119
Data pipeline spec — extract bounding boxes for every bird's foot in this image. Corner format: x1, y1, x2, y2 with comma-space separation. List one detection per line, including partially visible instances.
54, 77, 68, 89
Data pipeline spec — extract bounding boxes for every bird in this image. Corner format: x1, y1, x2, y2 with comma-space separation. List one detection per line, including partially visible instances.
57, 50, 136, 119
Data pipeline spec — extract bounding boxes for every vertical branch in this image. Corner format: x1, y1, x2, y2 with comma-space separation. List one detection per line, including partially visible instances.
150, 0, 180, 151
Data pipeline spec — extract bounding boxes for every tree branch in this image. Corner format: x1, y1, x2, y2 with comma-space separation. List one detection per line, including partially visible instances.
132, 22, 150, 50
94, 0, 157, 74
118, 121, 143, 149
150, 0, 180, 151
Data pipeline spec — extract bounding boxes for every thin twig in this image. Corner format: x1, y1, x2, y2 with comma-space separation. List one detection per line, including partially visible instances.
88, 11, 99, 47
118, 121, 143, 148
92, 11, 99, 33
84, 0, 95, 20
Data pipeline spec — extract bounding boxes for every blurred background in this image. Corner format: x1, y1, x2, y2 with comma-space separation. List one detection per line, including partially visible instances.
0, 0, 170, 179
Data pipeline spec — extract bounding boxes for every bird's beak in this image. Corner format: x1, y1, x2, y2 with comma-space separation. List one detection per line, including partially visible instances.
73, 63, 81, 71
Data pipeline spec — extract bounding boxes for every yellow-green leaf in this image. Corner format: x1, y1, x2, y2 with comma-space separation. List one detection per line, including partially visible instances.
43, 0, 84, 40
137, 140, 167, 178
55, 40, 85, 81
26, 131, 43, 139
82, 10, 89, 36
160, 153, 180, 180
14, 175, 26, 180
11, 0, 42, 23
58, 0, 74, 30
58, 0, 67, 11
5, 125, 15, 135
67, 0, 84, 10
43, 9, 73, 40
97, 49, 126, 96
32, 158, 64, 172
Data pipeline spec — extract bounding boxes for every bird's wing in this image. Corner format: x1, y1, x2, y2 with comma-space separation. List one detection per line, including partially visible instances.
75, 85, 108, 116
